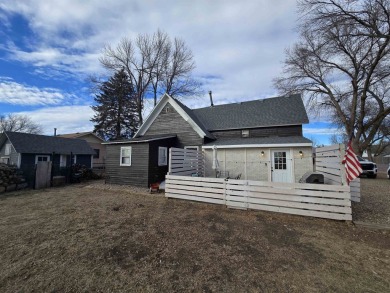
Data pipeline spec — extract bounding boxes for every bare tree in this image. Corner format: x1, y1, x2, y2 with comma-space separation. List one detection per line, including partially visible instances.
0, 114, 42, 134
99, 30, 201, 126
274, 0, 390, 155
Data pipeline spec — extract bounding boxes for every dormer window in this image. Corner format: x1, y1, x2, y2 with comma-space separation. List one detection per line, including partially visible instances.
242, 129, 250, 138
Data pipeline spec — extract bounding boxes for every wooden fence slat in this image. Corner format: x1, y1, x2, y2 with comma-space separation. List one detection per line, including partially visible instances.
226, 188, 351, 203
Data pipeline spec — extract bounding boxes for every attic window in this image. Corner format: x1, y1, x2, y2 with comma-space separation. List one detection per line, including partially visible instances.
165, 106, 171, 113
242, 130, 250, 138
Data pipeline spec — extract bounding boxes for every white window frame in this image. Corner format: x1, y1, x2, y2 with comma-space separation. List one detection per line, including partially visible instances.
158, 147, 167, 166
72, 155, 77, 164
60, 155, 67, 167
4, 143, 12, 155
120, 147, 132, 166
35, 155, 50, 164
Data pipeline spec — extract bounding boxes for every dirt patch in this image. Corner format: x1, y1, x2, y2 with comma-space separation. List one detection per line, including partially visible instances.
353, 177, 390, 225
0, 183, 389, 292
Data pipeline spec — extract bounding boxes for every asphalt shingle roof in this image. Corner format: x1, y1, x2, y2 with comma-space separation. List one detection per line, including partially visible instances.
192, 94, 309, 131
4, 132, 95, 155
203, 136, 312, 147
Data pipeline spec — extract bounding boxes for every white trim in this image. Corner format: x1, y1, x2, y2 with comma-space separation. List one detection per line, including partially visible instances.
17, 153, 21, 168
202, 143, 312, 149
102, 135, 176, 145
35, 155, 50, 164
4, 143, 11, 155
184, 146, 200, 151
134, 93, 207, 139
120, 146, 132, 166
158, 147, 168, 166
73, 155, 77, 164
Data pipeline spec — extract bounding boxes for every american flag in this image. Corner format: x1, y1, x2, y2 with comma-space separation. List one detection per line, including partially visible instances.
343, 138, 362, 185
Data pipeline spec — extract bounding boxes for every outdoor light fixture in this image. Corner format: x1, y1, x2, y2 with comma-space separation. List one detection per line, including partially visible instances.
299, 151, 303, 157
261, 151, 265, 157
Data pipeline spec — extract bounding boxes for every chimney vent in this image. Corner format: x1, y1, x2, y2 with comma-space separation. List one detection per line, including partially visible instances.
54, 128, 57, 136
209, 91, 214, 107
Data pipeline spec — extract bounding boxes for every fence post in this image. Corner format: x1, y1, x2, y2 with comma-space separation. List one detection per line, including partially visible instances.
168, 148, 172, 175
223, 179, 226, 206
245, 180, 249, 210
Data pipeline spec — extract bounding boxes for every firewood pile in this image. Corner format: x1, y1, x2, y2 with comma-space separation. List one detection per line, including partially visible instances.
0, 163, 27, 191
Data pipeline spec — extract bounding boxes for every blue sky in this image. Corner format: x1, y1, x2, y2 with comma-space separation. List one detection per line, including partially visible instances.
0, 0, 337, 144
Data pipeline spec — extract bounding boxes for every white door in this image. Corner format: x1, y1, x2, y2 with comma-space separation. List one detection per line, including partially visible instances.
271, 150, 292, 183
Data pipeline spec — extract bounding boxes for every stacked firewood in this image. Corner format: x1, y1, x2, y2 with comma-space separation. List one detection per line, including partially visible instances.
0, 163, 24, 188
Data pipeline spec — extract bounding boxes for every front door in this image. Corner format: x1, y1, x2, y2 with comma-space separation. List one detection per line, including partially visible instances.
271, 150, 292, 183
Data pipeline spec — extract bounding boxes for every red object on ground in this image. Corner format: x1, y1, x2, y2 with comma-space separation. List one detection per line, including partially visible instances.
149, 182, 160, 193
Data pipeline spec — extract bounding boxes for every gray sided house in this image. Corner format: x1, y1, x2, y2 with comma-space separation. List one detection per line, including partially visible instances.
0, 132, 96, 173
105, 93, 313, 187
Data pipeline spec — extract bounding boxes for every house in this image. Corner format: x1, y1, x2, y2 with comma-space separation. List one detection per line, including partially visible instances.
56, 131, 106, 167
0, 132, 96, 170
104, 93, 313, 187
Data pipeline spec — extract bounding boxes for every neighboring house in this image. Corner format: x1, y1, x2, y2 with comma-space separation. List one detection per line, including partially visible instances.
0, 132, 96, 170
105, 93, 313, 187
57, 131, 106, 167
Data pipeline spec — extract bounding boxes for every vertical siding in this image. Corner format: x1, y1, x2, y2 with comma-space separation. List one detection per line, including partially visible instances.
144, 102, 204, 148
105, 143, 149, 187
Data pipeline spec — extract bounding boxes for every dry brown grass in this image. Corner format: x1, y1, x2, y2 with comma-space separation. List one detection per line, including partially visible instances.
0, 181, 389, 292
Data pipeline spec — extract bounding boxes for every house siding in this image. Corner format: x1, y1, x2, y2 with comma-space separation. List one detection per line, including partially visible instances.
105, 143, 149, 187
204, 146, 313, 183
210, 125, 302, 139
144, 102, 204, 148
0, 138, 19, 166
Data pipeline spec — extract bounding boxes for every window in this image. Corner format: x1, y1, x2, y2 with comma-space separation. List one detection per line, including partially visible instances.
1, 157, 9, 164
35, 155, 50, 164
273, 152, 287, 170
120, 147, 132, 166
241, 130, 250, 138
60, 155, 67, 167
158, 147, 167, 166
93, 149, 100, 159
4, 144, 11, 155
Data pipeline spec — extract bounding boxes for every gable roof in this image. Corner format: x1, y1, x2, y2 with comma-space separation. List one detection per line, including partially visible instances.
103, 134, 177, 145
193, 94, 309, 131
135, 93, 309, 139
2, 132, 95, 155
135, 93, 214, 139
57, 131, 104, 141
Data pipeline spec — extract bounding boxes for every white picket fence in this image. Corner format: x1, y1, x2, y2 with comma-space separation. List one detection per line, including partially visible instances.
314, 144, 361, 202
168, 147, 204, 176
166, 175, 352, 221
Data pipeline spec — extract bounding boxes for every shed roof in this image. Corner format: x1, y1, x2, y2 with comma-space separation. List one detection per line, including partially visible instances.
3, 131, 95, 155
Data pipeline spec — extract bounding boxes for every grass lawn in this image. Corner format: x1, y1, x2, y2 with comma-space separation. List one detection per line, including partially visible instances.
0, 181, 389, 292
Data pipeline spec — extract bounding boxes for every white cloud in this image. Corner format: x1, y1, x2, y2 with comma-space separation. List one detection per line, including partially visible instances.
0, 77, 66, 105
16, 105, 95, 135
0, 0, 298, 98
303, 127, 339, 136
